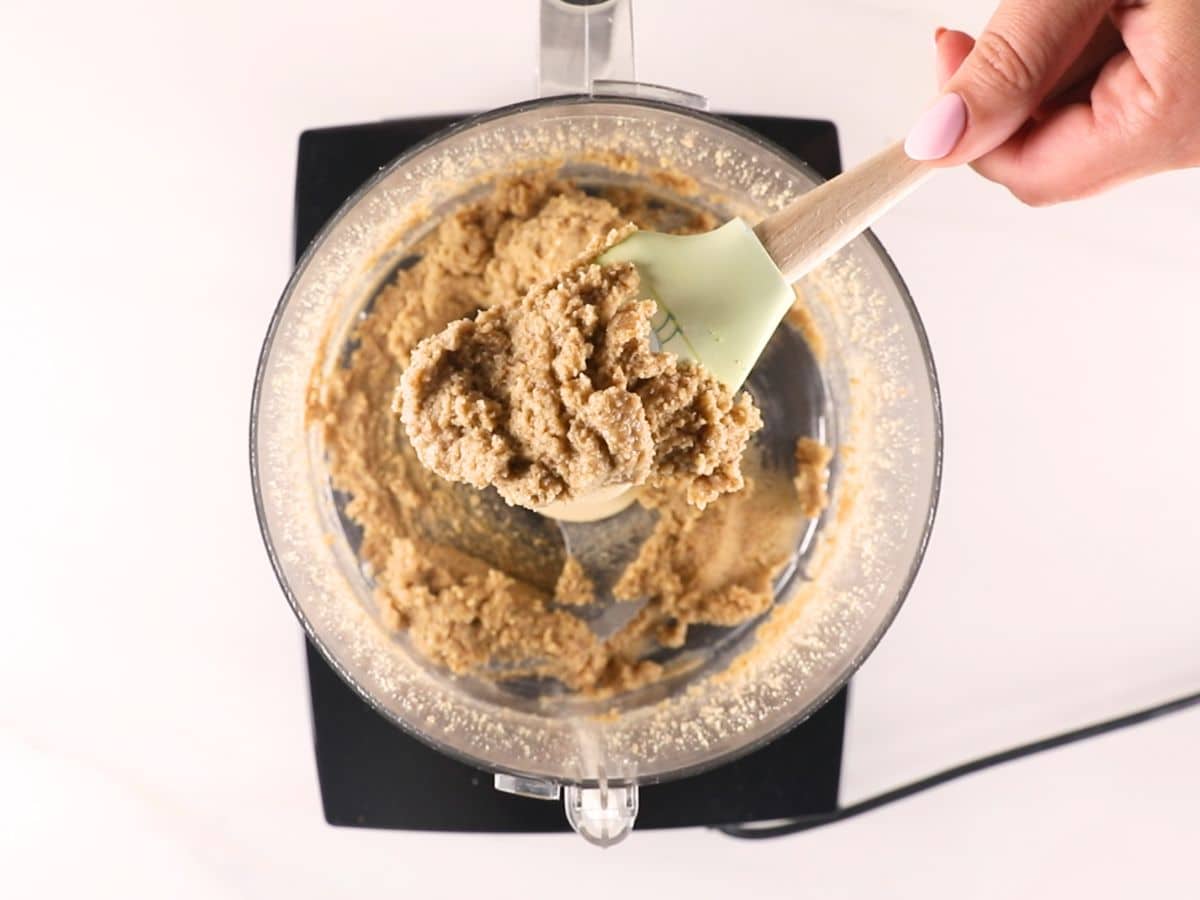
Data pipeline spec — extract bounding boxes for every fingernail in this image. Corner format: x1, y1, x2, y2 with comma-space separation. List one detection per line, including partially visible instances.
934, 26, 947, 42
905, 92, 967, 160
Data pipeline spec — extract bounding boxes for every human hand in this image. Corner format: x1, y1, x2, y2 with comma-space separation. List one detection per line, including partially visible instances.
903, 0, 1200, 204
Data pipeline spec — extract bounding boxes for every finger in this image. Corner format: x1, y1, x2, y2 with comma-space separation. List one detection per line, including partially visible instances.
906, 0, 1114, 163
935, 29, 974, 88
936, 24, 1123, 115
1030, 20, 1125, 121
1039, 16, 1125, 108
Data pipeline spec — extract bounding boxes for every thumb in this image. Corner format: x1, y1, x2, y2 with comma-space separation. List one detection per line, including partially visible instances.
906, 0, 1112, 164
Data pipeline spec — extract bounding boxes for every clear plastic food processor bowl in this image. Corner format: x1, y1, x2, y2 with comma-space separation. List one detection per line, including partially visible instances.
251, 2, 941, 845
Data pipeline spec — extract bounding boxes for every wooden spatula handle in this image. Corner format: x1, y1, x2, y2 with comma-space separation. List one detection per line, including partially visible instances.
753, 141, 933, 282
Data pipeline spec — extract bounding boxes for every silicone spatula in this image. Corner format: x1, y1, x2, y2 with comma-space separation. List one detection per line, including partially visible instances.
609, 142, 929, 389
541, 141, 932, 523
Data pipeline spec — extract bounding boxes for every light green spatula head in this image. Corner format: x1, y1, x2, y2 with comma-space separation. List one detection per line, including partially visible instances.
598, 218, 794, 391
538, 219, 794, 523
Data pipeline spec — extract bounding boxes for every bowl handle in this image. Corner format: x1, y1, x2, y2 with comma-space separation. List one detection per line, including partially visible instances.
537, 0, 635, 97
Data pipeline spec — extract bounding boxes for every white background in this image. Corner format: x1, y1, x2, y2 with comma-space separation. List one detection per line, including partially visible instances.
3, 0, 1198, 897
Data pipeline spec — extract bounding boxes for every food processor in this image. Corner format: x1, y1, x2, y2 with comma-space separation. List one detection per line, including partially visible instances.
251, 0, 942, 845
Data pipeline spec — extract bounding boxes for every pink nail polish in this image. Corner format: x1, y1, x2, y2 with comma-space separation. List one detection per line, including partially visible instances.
904, 93, 967, 161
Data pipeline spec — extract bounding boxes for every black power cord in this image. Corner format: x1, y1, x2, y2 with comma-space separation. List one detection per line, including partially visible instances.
717, 688, 1200, 839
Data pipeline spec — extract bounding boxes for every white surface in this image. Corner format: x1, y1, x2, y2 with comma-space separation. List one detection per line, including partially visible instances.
3, 0, 1197, 896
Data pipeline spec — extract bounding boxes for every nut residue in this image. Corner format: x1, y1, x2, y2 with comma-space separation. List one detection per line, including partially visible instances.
793, 437, 832, 518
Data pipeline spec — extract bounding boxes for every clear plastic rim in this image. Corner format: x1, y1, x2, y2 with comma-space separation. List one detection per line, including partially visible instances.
249, 94, 944, 785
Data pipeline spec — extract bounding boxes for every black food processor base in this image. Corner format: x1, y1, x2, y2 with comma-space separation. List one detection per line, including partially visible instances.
295, 112, 848, 832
